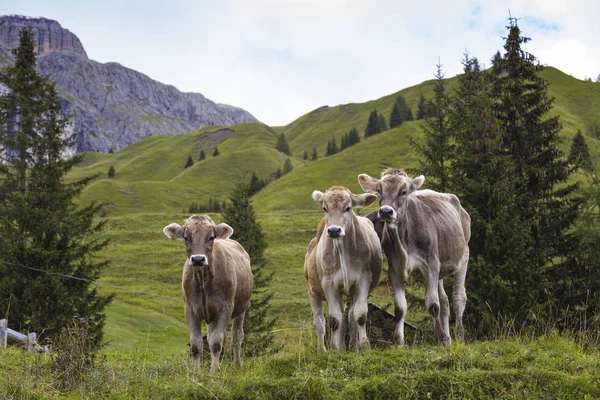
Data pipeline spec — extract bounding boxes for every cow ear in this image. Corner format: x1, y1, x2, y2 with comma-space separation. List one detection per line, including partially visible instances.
312, 190, 325, 203
351, 193, 378, 208
163, 223, 184, 240
412, 175, 425, 189
215, 223, 234, 239
358, 174, 378, 193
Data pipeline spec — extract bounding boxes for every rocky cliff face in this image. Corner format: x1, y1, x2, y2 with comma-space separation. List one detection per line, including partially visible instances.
0, 15, 258, 154
0, 15, 87, 58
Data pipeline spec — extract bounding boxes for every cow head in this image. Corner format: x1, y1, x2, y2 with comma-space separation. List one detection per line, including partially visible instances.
163, 215, 233, 269
312, 186, 377, 239
358, 169, 424, 225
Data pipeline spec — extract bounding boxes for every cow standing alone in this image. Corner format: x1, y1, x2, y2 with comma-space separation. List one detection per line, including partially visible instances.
163, 215, 253, 374
304, 186, 383, 351
359, 170, 470, 346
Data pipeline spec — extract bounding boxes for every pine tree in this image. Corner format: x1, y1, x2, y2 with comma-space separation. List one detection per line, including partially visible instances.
199, 149, 206, 161
389, 101, 403, 128
222, 178, 276, 356
568, 130, 592, 171
340, 133, 348, 151
0, 27, 112, 345
248, 172, 263, 196
213, 147, 220, 157
108, 148, 114, 154
275, 133, 291, 156
364, 109, 381, 137
411, 61, 454, 192
406, 108, 414, 121
347, 127, 360, 146
311, 146, 318, 160
303, 150, 308, 160
491, 50, 502, 74
326, 137, 338, 156
184, 154, 194, 169
378, 113, 388, 132
416, 94, 429, 120
282, 158, 293, 175
489, 19, 586, 324
107, 165, 116, 178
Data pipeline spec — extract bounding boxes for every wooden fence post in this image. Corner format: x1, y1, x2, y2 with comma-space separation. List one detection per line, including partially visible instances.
28, 332, 37, 352
0, 319, 7, 349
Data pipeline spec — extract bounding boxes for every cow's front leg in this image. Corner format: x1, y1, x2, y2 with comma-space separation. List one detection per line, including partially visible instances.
207, 312, 230, 375
309, 290, 326, 352
185, 303, 203, 372
232, 311, 245, 368
324, 284, 345, 351
388, 263, 408, 346
350, 278, 370, 350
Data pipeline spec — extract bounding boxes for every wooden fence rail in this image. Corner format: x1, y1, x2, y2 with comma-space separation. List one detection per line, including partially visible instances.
0, 319, 48, 352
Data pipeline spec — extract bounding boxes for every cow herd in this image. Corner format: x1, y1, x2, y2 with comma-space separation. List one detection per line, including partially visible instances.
163, 169, 471, 374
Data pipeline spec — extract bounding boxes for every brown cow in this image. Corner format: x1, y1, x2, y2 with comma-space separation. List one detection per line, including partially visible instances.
304, 186, 383, 351
163, 215, 253, 374
359, 170, 470, 346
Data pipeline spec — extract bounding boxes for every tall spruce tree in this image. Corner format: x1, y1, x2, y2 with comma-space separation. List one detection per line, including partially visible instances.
311, 146, 318, 160
221, 177, 276, 356
389, 101, 403, 128
213, 147, 220, 157
184, 154, 194, 169
411, 61, 454, 192
282, 157, 293, 174
0, 27, 112, 344
364, 109, 381, 137
198, 149, 206, 161
489, 19, 586, 324
303, 150, 308, 160
378, 113, 388, 132
347, 127, 360, 146
568, 129, 592, 171
275, 133, 291, 156
416, 94, 429, 120
107, 165, 116, 178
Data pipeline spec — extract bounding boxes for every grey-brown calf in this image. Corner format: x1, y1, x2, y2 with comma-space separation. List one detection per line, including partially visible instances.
304, 186, 383, 351
359, 170, 470, 346
163, 215, 253, 374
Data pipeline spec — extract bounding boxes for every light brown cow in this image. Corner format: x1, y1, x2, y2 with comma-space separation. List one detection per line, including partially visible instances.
304, 186, 383, 351
163, 215, 253, 374
359, 170, 470, 346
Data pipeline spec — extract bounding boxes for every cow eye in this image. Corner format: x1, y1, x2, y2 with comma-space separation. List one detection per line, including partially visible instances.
184, 236, 190, 242
323, 207, 328, 213
345, 206, 351, 212
208, 235, 216, 242
401, 190, 407, 196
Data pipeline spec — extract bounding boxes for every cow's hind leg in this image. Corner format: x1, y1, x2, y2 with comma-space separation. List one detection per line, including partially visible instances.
207, 314, 230, 375
185, 303, 203, 373
309, 291, 326, 352
453, 251, 468, 342
388, 265, 408, 346
232, 311, 245, 368
438, 279, 451, 346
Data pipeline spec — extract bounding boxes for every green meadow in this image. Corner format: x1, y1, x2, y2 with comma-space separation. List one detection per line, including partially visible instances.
3, 67, 600, 398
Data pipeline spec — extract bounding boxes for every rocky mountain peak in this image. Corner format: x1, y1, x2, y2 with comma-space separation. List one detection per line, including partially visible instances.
0, 15, 87, 58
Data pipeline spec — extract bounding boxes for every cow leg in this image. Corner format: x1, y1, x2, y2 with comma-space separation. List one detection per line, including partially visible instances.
325, 286, 345, 351
388, 265, 408, 346
347, 300, 358, 350
453, 260, 468, 342
351, 279, 370, 350
232, 311, 245, 368
425, 258, 448, 346
438, 279, 451, 345
309, 292, 326, 352
185, 303, 203, 373
207, 314, 229, 375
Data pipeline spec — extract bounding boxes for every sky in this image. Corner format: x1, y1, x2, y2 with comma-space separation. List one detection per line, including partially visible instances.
2, 0, 598, 126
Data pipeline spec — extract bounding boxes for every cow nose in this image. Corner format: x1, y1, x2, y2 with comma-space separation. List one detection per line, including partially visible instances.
327, 226, 343, 238
379, 206, 395, 219
190, 254, 207, 266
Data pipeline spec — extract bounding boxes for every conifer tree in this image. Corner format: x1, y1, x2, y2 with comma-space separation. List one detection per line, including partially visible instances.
406, 108, 414, 121
340, 133, 348, 151
248, 172, 263, 196
389, 101, 403, 128
275, 133, 291, 156
378, 113, 388, 132
0, 27, 112, 344
213, 147, 220, 157
282, 158, 293, 174
107, 165, 116, 178
488, 19, 586, 324
347, 127, 360, 146
364, 109, 381, 137
311, 146, 318, 160
416, 94, 429, 120
184, 154, 194, 169
303, 150, 308, 160
199, 149, 206, 161
222, 177, 276, 356
411, 61, 454, 192
568, 130, 592, 171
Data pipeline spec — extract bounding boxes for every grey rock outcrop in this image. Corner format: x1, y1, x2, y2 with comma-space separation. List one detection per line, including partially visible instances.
0, 15, 258, 154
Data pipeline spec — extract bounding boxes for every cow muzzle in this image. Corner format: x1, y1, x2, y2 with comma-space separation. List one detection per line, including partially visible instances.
190, 254, 208, 267
327, 225, 345, 238
378, 206, 397, 221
